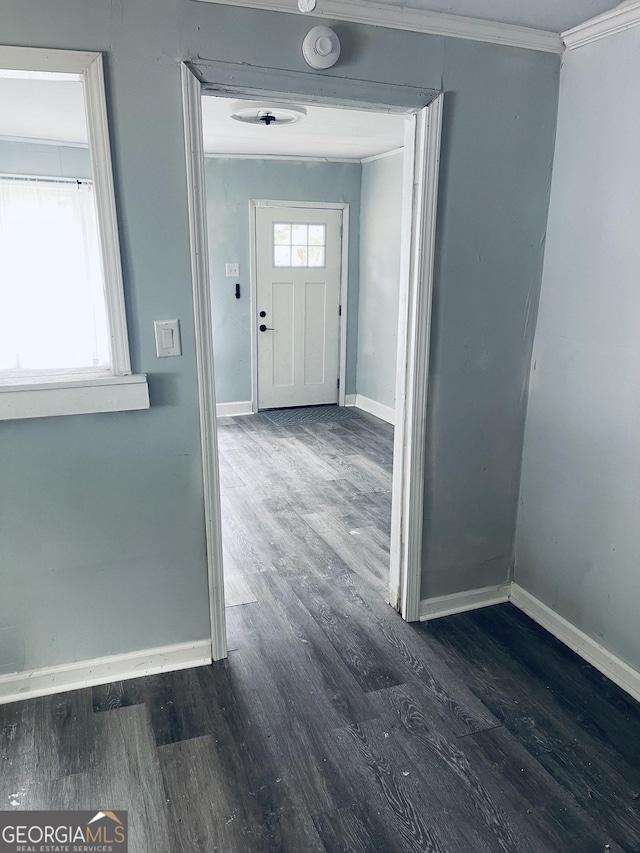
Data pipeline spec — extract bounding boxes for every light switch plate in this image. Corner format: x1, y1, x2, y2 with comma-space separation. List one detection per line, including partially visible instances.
154, 319, 182, 357
225, 263, 239, 278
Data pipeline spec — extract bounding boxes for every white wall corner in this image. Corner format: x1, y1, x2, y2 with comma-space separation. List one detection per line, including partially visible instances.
344, 394, 357, 407
419, 583, 511, 621
0, 640, 212, 706
353, 394, 396, 426
509, 584, 640, 705
216, 400, 254, 417
563, 0, 640, 49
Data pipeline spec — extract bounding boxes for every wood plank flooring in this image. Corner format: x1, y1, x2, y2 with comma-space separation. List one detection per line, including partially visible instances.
2, 406, 640, 851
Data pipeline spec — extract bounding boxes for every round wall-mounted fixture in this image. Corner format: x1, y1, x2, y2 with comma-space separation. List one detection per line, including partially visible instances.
302, 26, 341, 70
229, 101, 307, 127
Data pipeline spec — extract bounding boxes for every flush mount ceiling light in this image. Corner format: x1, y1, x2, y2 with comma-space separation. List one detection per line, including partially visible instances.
298, 0, 317, 10
229, 101, 307, 127
302, 26, 341, 69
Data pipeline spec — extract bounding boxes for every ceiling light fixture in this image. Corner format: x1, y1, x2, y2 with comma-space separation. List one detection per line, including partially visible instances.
229, 101, 307, 127
298, 0, 317, 10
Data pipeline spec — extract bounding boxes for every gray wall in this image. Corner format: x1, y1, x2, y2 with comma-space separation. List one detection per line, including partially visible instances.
0, 0, 559, 676
515, 29, 640, 670
356, 152, 403, 411
0, 140, 91, 179
205, 157, 362, 404
420, 39, 558, 599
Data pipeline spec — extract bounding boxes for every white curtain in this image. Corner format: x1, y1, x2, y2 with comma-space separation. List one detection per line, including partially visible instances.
0, 177, 110, 373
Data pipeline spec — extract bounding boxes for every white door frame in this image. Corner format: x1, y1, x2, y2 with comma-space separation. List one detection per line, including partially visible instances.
182, 63, 443, 658
181, 64, 226, 661
249, 199, 349, 413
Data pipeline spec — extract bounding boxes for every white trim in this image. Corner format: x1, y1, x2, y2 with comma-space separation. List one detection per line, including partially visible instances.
563, 1, 640, 49
216, 400, 254, 417
252, 199, 350, 210
0, 640, 212, 705
249, 199, 349, 412
419, 583, 511, 621
83, 54, 131, 376
352, 394, 395, 426
0, 374, 149, 420
196, 62, 438, 112
0, 45, 99, 74
249, 200, 259, 413
360, 147, 404, 165
181, 64, 228, 662
344, 393, 357, 407
389, 96, 443, 621
190, 0, 563, 53
204, 153, 361, 164
338, 208, 349, 407
510, 584, 640, 705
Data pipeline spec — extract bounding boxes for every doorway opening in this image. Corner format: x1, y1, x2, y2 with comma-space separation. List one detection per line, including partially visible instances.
182, 68, 442, 661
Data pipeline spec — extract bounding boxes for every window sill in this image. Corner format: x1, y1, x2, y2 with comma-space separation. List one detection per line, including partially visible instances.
0, 373, 150, 421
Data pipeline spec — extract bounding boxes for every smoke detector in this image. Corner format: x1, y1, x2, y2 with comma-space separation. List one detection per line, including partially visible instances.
302, 26, 341, 69
229, 101, 307, 127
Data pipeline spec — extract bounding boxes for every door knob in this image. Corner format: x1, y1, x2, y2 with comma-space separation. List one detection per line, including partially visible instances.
259, 324, 275, 332
259, 311, 266, 318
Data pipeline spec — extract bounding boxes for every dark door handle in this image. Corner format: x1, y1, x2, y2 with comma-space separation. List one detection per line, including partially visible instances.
259, 324, 275, 332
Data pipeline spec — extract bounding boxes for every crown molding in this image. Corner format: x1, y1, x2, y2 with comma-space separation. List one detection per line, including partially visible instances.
563, 0, 640, 49
192, 0, 563, 54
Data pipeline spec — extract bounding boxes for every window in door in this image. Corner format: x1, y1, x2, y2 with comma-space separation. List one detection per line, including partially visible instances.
273, 221, 326, 268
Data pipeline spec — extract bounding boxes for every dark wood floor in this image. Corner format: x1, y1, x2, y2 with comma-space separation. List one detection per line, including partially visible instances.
2, 407, 640, 852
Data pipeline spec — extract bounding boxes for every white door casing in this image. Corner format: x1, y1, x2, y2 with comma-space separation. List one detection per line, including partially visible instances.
183, 67, 443, 661
255, 204, 342, 409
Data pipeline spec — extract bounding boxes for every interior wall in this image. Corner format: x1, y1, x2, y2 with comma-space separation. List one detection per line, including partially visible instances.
0, 140, 91, 178
0, 0, 559, 677
204, 156, 362, 404
356, 151, 403, 412
515, 28, 640, 670
419, 38, 558, 599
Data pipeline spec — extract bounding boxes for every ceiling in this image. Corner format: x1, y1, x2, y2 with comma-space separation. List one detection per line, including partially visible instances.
364, 0, 621, 33
201, 96, 406, 160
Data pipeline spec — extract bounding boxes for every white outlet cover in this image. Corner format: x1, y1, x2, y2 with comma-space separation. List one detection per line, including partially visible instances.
154, 319, 182, 358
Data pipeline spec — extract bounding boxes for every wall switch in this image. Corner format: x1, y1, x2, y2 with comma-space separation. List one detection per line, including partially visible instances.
225, 263, 239, 278
154, 319, 182, 357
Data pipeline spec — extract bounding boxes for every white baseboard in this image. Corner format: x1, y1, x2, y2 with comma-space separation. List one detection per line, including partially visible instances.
419, 580, 640, 704
419, 583, 511, 621
350, 393, 396, 426
216, 400, 254, 417
0, 640, 212, 705
510, 584, 640, 705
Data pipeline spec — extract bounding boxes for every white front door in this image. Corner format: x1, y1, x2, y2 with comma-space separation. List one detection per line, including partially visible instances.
255, 205, 342, 409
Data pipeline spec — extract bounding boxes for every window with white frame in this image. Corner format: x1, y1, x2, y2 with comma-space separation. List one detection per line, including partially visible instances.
0, 45, 148, 420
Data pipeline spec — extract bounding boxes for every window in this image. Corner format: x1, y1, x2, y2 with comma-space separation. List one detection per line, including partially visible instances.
273, 222, 326, 268
0, 177, 109, 376
0, 46, 148, 420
